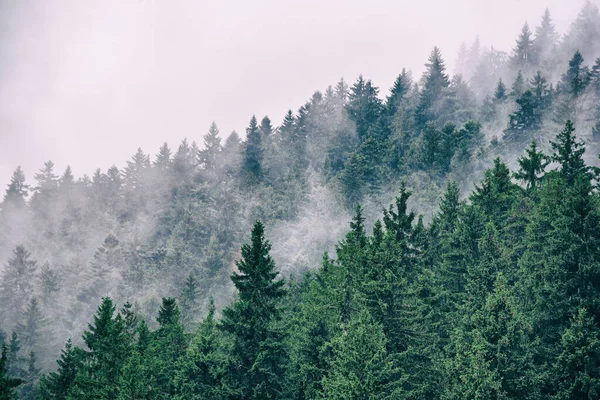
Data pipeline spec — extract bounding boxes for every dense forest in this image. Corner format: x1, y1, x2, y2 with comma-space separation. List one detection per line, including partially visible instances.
3, 1, 600, 399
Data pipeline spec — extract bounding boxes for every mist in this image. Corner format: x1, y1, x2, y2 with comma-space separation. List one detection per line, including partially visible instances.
0, 0, 585, 185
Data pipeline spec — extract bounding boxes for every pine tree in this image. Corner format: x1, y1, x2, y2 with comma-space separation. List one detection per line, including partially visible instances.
334, 78, 349, 107
174, 298, 230, 400
0, 344, 22, 400
38, 339, 80, 400
511, 23, 536, 71
15, 298, 49, 354
148, 298, 187, 398
447, 274, 539, 399
0, 246, 37, 323
220, 221, 286, 399
242, 116, 263, 183
511, 70, 525, 98
561, 51, 590, 98
533, 9, 558, 63
529, 70, 551, 111
18, 351, 40, 399
513, 141, 549, 190
199, 122, 222, 171
2, 166, 29, 210
386, 68, 412, 119
503, 90, 542, 146
69, 297, 128, 400
553, 308, 600, 399
551, 120, 589, 185
346, 75, 384, 141
493, 79, 507, 102
154, 142, 172, 170
179, 274, 199, 330
416, 47, 452, 130
320, 309, 399, 400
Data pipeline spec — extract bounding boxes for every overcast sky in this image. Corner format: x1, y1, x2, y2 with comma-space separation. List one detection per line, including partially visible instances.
0, 0, 590, 187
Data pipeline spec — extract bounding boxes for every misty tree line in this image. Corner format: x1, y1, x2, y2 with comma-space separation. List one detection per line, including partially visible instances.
3, 119, 600, 399
2, 2, 600, 399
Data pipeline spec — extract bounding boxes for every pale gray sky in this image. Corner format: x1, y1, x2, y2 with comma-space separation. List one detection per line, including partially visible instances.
0, 0, 588, 187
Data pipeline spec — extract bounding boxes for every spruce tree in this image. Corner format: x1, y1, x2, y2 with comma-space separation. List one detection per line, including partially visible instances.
493, 79, 507, 102
199, 122, 222, 171
416, 47, 451, 130
2, 166, 29, 210
38, 339, 79, 400
553, 308, 600, 399
513, 141, 549, 190
0, 344, 22, 400
320, 309, 399, 400
242, 116, 263, 183
511, 23, 536, 71
550, 120, 589, 185
220, 221, 286, 399
174, 298, 230, 400
0, 246, 37, 323
154, 142, 172, 170
148, 298, 187, 398
68, 297, 127, 400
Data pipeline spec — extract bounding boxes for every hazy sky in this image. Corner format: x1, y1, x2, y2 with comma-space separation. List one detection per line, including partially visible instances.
0, 0, 589, 187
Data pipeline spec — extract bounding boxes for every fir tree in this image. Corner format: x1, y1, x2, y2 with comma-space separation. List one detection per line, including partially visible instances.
320, 309, 399, 400
0, 246, 37, 323
154, 142, 172, 169
550, 120, 589, 185
2, 166, 29, 210
0, 344, 22, 400
513, 141, 549, 191
553, 308, 600, 399
199, 122, 222, 171
561, 51, 590, 98
493, 79, 507, 102
38, 339, 80, 400
511, 23, 536, 71
242, 116, 263, 183
174, 298, 230, 400
220, 221, 286, 399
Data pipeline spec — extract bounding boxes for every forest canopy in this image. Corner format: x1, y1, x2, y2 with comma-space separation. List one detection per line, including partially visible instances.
3, 2, 600, 399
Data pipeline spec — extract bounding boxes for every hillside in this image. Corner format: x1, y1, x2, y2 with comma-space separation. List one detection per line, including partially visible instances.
2, 2, 600, 399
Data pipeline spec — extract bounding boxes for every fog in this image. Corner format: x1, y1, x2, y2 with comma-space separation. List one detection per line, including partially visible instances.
0, 0, 586, 185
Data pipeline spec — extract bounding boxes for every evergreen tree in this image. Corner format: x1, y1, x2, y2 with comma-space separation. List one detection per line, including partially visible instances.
68, 297, 127, 400
386, 68, 412, 119
199, 122, 222, 171
513, 141, 549, 191
553, 308, 600, 399
320, 309, 399, 400
147, 298, 187, 398
0, 344, 22, 400
179, 274, 199, 330
174, 298, 230, 399
38, 339, 80, 400
220, 221, 286, 399
15, 298, 49, 355
154, 142, 172, 170
2, 166, 29, 210
504, 90, 542, 146
493, 79, 507, 102
346, 75, 384, 141
511, 70, 526, 98
242, 116, 263, 183
533, 9, 558, 63
561, 51, 590, 98
511, 23, 536, 71
550, 120, 589, 185
0, 246, 37, 323
416, 47, 452, 130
